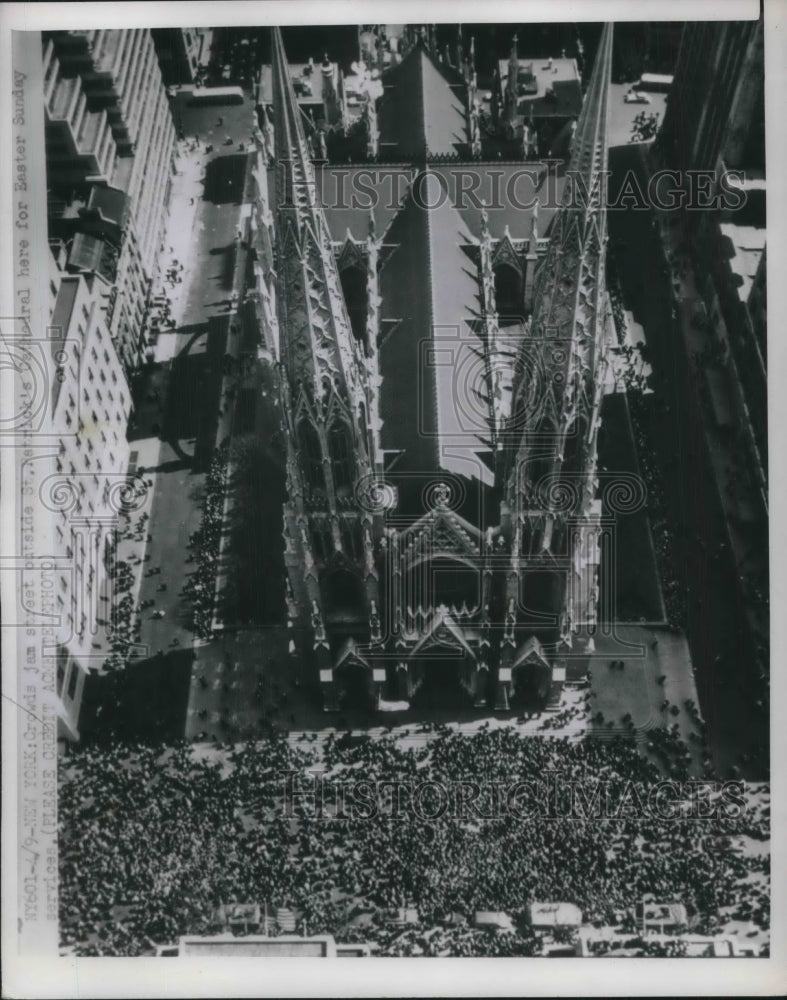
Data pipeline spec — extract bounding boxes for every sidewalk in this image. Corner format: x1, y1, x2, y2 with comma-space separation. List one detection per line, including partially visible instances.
114, 143, 212, 657
112, 142, 208, 630
133, 136, 258, 655
151, 141, 210, 364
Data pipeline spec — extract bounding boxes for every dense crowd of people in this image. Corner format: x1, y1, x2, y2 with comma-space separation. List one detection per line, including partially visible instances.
101, 560, 141, 673
629, 110, 660, 143
183, 444, 231, 639
626, 392, 687, 630
99, 505, 157, 673
59, 726, 769, 957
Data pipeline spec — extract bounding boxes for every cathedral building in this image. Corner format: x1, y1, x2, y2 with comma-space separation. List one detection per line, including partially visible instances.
261, 24, 615, 713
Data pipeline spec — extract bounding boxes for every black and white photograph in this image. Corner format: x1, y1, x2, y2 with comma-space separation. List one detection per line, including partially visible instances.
1, 0, 783, 995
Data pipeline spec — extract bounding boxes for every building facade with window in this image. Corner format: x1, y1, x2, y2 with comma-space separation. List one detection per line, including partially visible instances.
151, 28, 213, 85
43, 29, 177, 373
49, 272, 131, 741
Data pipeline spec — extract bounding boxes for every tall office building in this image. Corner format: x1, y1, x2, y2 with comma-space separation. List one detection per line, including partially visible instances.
42, 28, 175, 737
655, 19, 764, 178
644, 15, 767, 764
151, 28, 213, 85
659, 18, 765, 475
49, 270, 132, 741
653, 17, 766, 579
43, 29, 177, 373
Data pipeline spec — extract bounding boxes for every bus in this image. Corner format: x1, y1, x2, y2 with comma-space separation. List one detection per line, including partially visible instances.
188, 86, 245, 106
637, 73, 674, 93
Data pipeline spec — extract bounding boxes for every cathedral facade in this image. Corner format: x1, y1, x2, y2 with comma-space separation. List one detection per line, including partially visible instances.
257, 24, 614, 712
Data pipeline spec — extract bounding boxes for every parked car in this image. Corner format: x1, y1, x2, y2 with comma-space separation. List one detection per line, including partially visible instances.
625, 89, 652, 104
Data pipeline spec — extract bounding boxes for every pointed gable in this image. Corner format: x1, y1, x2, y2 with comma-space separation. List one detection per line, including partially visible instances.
402, 503, 483, 560
512, 635, 549, 670
411, 610, 475, 659
334, 637, 372, 670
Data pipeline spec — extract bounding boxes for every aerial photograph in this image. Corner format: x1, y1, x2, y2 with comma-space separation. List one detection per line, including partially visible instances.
38, 17, 768, 958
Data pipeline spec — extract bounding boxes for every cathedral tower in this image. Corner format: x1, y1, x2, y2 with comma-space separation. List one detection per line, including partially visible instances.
271, 27, 385, 710
497, 24, 614, 703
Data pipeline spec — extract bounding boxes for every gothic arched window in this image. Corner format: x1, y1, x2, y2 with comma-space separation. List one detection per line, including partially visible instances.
298, 419, 325, 492
323, 567, 365, 618
310, 518, 333, 562
358, 400, 368, 446
494, 263, 523, 321
340, 517, 364, 559
328, 420, 355, 494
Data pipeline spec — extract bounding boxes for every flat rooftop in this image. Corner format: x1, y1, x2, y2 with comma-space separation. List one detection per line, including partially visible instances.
258, 60, 339, 106
719, 222, 766, 303
497, 56, 582, 119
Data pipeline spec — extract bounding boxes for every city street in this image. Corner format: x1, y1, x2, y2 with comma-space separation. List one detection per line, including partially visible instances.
589, 625, 704, 777
124, 90, 263, 659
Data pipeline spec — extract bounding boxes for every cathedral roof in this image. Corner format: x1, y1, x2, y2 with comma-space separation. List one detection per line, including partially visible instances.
315, 161, 568, 252
378, 44, 469, 159
377, 171, 495, 496
377, 180, 436, 468
430, 162, 566, 241
424, 174, 494, 485
316, 165, 412, 241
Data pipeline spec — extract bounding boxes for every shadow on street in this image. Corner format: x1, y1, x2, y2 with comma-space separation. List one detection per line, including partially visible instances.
202, 152, 251, 205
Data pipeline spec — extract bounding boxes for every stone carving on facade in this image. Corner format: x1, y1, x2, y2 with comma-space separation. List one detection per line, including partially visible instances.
310, 600, 328, 647
269, 24, 615, 707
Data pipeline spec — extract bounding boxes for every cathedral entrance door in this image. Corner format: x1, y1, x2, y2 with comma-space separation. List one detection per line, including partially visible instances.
511, 659, 551, 708
335, 663, 376, 713
410, 656, 474, 711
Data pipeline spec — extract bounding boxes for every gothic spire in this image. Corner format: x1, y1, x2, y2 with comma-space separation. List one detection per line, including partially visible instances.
506, 23, 614, 499
568, 21, 614, 221
270, 26, 367, 416
506, 32, 519, 116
